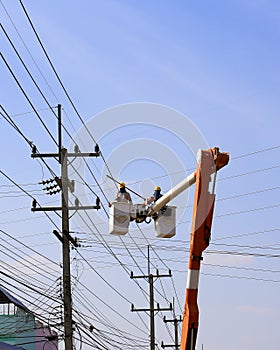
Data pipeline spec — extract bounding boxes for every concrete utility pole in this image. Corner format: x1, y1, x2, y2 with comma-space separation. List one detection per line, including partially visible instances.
31, 105, 100, 350
130, 246, 173, 350
61, 147, 72, 350
161, 314, 182, 349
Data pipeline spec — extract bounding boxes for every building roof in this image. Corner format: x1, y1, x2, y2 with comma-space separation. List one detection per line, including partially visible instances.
0, 286, 31, 313
0, 341, 25, 350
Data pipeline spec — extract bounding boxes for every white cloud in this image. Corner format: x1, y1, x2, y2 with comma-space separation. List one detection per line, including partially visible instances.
238, 304, 272, 315
204, 251, 254, 267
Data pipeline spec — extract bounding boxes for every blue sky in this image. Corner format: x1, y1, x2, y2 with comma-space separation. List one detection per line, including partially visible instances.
1, 1, 280, 349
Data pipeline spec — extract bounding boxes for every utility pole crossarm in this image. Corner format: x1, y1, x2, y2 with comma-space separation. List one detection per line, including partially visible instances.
131, 304, 172, 312
130, 270, 172, 279
31, 152, 100, 159
31, 205, 101, 212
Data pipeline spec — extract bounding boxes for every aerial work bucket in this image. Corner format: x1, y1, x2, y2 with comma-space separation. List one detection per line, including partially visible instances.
154, 206, 176, 238
109, 202, 131, 235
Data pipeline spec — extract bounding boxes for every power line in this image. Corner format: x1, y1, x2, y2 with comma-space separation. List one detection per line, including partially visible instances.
201, 272, 280, 283
219, 164, 280, 182
1, 105, 58, 178
0, 228, 59, 267
0, 168, 61, 230
231, 145, 280, 160
0, 0, 60, 102
18, 0, 118, 195
2, 4, 280, 346
203, 263, 280, 274
0, 52, 58, 146
0, 21, 81, 149
206, 250, 280, 259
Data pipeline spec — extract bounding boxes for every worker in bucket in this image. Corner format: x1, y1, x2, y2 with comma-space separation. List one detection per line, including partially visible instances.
115, 182, 132, 203
145, 186, 162, 205
153, 186, 163, 202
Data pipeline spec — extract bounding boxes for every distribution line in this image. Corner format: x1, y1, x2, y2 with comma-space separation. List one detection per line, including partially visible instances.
2, 17, 108, 201
71, 277, 148, 336
0, 244, 57, 279
72, 259, 280, 283
0, 168, 60, 230
66, 195, 154, 303
73, 206, 171, 305
72, 303, 149, 349
1, 29, 112, 210
0, 282, 63, 335
1, 105, 57, 178
0, 22, 80, 145
1, 3, 278, 348
0, 228, 59, 267
0, 52, 58, 146
2, 98, 170, 315
18, 0, 118, 192
203, 263, 280, 274
2, 11, 109, 201
0, 273, 60, 310
0, 260, 54, 290
201, 272, 280, 283
0, 0, 60, 101
74, 247, 150, 333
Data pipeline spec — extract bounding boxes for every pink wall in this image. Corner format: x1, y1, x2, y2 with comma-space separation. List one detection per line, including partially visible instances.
35, 321, 58, 350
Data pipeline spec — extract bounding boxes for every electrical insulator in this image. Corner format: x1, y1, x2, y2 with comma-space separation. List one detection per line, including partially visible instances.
96, 197, 100, 207
39, 178, 54, 185
43, 184, 57, 191
74, 144, 80, 153
75, 198, 79, 207
94, 144, 100, 153
69, 179, 75, 193
48, 189, 61, 195
54, 177, 62, 188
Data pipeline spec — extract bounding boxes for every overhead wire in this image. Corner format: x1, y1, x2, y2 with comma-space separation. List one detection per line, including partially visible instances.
2, 89, 178, 340
203, 262, 280, 274
72, 304, 149, 350
0, 168, 60, 230
71, 277, 148, 336
201, 272, 280, 283
2, 1, 280, 344
0, 273, 61, 313
0, 228, 59, 267
18, 0, 118, 192
0, 52, 58, 146
1, 17, 113, 213
0, 105, 57, 178
0, 21, 81, 151
1, 18, 111, 204
0, 107, 151, 342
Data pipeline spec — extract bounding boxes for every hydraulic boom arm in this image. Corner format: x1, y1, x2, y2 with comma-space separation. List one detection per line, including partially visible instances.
108, 147, 228, 348
180, 148, 229, 350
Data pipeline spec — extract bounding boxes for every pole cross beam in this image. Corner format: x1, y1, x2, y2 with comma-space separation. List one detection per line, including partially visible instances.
31, 205, 100, 212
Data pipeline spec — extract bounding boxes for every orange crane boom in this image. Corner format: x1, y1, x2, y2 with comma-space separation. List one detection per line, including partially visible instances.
180, 148, 229, 350
108, 147, 229, 349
